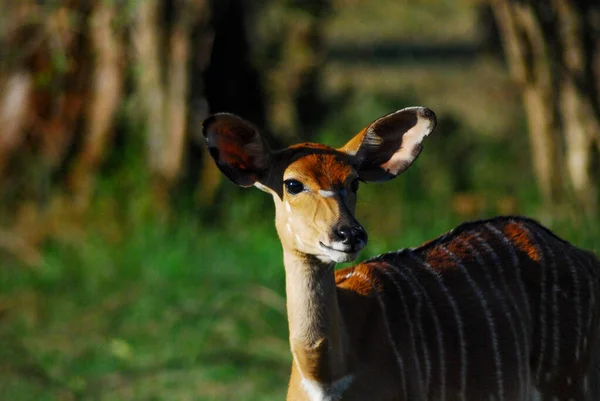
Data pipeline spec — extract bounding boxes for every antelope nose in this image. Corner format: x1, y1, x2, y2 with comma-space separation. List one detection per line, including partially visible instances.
334, 225, 367, 248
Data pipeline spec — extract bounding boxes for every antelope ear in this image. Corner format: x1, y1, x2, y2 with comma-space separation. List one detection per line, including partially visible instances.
340, 107, 436, 182
202, 113, 270, 187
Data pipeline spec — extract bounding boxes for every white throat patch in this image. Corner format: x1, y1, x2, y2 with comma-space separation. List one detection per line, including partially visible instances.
301, 375, 354, 401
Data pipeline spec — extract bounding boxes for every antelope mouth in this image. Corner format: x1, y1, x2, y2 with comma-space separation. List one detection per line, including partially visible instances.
319, 241, 363, 253
319, 241, 363, 263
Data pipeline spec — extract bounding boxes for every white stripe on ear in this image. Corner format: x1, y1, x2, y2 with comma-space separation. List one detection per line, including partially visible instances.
340, 107, 436, 182
380, 108, 436, 176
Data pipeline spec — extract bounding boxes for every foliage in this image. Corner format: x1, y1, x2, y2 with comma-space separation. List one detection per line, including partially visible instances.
2, 90, 599, 400
1, 1, 599, 400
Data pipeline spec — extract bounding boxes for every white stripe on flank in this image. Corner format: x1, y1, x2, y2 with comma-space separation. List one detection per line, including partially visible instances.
533, 231, 560, 376
530, 230, 549, 381
391, 257, 445, 401
442, 245, 504, 401
353, 270, 407, 400
481, 224, 530, 397
378, 264, 424, 395
484, 224, 532, 326
578, 252, 597, 336
462, 235, 523, 400
571, 250, 595, 356
564, 249, 582, 361
410, 253, 467, 401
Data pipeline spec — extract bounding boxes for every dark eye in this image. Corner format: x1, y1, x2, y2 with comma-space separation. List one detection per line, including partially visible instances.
284, 179, 305, 195
350, 179, 360, 193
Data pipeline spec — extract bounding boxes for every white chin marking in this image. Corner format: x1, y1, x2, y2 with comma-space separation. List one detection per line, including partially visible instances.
317, 249, 360, 264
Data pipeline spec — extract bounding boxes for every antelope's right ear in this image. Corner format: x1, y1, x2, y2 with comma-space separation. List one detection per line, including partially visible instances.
340, 107, 436, 182
202, 113, 270, 187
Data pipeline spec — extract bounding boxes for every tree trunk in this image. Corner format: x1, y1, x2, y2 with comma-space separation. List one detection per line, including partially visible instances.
252, 0, 331, 142
491, 0, 600, 216
555, 0, 600, 216
0, 72, 32, 176
68, 1, 123, 209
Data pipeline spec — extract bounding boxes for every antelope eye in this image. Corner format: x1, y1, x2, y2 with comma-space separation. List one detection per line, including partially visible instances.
284, 179, 305, 195
350, 179, 360, 193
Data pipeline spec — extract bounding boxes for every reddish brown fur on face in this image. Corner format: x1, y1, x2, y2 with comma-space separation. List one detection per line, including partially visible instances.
502, 222, 541, 262
289, 149, 354, 189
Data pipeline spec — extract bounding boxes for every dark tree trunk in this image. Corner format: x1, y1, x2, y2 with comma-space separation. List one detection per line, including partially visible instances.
491, 0, 600, 217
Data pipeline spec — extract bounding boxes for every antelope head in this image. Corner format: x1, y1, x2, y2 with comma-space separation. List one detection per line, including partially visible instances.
203, 107, 437, 264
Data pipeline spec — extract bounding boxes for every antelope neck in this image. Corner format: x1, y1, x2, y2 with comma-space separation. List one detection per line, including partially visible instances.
283, 250, 349, 382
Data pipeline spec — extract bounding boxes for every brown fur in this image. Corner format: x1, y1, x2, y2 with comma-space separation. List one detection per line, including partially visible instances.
503, 221, 541, 262
203, 109, 600, 401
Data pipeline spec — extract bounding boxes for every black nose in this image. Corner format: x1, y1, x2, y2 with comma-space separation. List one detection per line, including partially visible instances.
334, 225, 367, 247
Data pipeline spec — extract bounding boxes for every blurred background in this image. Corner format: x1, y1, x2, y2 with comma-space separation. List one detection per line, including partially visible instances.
0, 0, 599, 399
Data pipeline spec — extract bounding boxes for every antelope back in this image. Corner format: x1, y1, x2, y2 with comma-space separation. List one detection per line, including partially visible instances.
335, 216, 600, 400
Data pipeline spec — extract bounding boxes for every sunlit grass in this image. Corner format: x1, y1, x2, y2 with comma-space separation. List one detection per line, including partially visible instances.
0, 211, 291, 400
2, 1, 599, 399
2, 136, 598, 399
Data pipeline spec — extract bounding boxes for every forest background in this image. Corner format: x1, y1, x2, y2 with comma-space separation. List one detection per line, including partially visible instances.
1, 0, 599, 400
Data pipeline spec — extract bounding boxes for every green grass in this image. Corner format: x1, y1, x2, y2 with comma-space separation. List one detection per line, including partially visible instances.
2, 84, 599, 400
2, 1, 600, 399
2, 126, 598, 400
2, 82, 599, 401
0, 212, 290, 400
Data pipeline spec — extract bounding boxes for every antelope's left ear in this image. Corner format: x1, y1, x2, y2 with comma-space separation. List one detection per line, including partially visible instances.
202, 113, 270, 187
340, 107, 437, 182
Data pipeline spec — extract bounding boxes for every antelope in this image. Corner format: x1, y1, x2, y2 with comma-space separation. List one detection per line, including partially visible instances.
202, 107, 600, 401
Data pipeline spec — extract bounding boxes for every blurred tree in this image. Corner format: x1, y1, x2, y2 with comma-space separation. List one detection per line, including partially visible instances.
251, 0, 332, 142
0, 0, 216, 242
132, 0, 209, 208
491, 0, 600, 216
0, 0, 331, 246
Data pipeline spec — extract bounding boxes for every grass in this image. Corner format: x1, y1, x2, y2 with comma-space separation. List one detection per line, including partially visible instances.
2, 1, 600, 400
2, 65, 599, 400
2, 116, 598, 400
1, 212, 291, 400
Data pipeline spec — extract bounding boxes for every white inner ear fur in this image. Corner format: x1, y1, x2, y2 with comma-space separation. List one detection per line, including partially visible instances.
380, 116, 434, 175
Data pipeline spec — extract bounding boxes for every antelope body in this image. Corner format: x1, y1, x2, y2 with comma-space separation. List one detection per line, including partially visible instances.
203, 107, 600, 401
